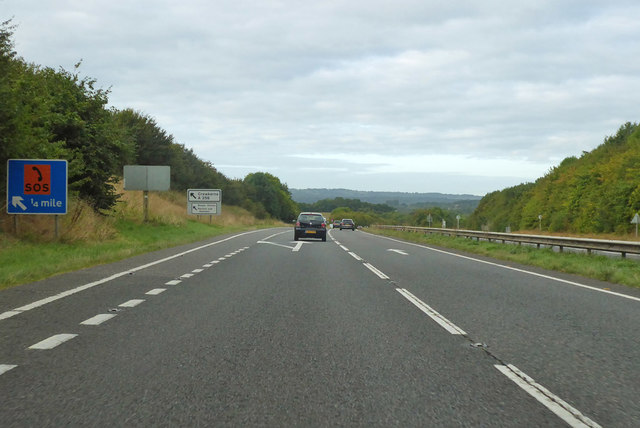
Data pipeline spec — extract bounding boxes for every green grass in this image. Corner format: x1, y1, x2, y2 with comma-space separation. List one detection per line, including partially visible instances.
0, 219, 262, 290
368, 228, 640, 289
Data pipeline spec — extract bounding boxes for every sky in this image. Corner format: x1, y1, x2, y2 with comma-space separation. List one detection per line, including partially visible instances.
2, 0, 639, 196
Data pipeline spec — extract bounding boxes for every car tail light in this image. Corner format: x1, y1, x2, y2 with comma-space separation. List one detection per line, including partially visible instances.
321, 222, 326, 228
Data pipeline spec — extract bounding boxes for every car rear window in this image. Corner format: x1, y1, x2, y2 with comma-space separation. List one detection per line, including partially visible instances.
299, 214, 323, 222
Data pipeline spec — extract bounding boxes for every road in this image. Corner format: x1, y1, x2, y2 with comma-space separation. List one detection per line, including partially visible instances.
1, 227, 639, 426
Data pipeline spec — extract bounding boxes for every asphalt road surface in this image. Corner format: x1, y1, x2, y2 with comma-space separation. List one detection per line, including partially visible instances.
1, 227, 639, 427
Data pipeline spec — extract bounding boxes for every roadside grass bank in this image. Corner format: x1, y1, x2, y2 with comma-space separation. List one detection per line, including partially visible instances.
0, 219, 274, 291
367, 228, 640, 289
0, 185, 283, 290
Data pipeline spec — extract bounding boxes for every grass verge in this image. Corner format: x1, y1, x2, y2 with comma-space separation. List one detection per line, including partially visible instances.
368, 228, 640, 289
0, 219, 268, 290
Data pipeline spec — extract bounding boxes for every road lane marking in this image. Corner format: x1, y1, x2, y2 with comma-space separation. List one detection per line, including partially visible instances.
80, 314, 116, 326
340, 245, 349, 251
370, 233, 640, 303
349, 252, 363, 261
0, 311, 21, 320
203, 264, 213, 267
261, 231, 290, 241
146, 288, 166, 295
192, 269, 204, 273
396, 288, 467, 335
387, 248, 408, 255
28, 334, 78, 350
495, 364, 601, 428
363, 263, 390, 280
165, 280, 182, 285
258, 240, 297, 250
119, 299, 144, 308
0, 364, 17, 376
181, 273, 194, 278
0, 229, 267, 321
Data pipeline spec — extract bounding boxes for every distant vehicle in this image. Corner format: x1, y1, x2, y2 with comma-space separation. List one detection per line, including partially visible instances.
332, 220, 341, 229
294, 212, 327, 241
340, 219, 355, 230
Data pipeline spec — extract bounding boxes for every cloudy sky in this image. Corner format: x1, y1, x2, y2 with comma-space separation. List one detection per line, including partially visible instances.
3, 1, 639, 195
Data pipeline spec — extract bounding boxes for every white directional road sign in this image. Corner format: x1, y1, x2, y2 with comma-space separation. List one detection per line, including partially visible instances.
189, 203, 219, 215
187, 189, 222, 215
188, 189, 221, 202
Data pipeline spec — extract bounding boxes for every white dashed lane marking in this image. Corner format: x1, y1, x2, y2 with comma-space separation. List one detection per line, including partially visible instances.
165, 280, 181, 285
119, 299, 144, 308
363, 263, 390, 280
396, 288, 466, 335
28, 334, 78, 350
0, 364, 17, 376
146, 288, 166, 295
495, 364, 601, 428
80, 314, 116, 326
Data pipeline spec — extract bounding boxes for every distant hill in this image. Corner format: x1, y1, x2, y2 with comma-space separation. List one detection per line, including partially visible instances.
290, 188, 482, 213
468, 122, 640, 234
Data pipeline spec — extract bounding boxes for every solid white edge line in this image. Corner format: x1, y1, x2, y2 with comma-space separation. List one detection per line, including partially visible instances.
495, 364, 601, 428
349, 252, 363, 261
0, 311, 21, 320
119, 299, 144, 308
1, 229, 268, 321
28, 334, 78, 350
80, 314, 116, 326
370, 233, 640, 303
0, 364, 17, 375
363, 263, 390, 280
396, 288, 467, 335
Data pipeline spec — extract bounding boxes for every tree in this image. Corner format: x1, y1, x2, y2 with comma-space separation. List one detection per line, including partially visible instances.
243, 172, 298, 221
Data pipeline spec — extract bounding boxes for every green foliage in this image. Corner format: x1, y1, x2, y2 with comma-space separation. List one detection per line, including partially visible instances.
299, 197, 395, 215
0, 23, 295, 221
243, 172, 299, 221
470, 122, 640, 234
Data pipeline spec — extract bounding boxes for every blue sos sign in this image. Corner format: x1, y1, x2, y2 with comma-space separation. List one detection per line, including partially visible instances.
7, 159, 68, 215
